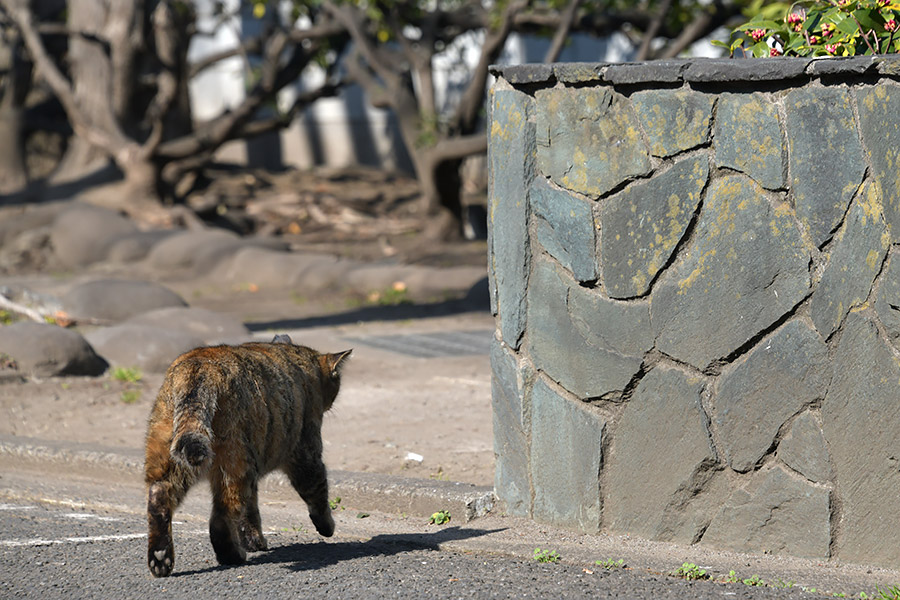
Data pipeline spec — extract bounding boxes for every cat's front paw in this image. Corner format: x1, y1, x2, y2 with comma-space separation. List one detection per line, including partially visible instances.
310, 511, 334, 537
240, 526, 268, 552
148, 543, 174, 577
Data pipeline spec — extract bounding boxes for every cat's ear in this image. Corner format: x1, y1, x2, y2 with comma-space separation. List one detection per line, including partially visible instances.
320, 349, 352, 377
272, 334, 293, 344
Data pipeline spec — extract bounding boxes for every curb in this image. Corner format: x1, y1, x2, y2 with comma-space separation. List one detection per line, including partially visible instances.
0, 434, 495, 522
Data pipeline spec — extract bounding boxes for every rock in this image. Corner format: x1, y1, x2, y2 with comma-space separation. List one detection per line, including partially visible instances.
600, 156, 708, 298
822, 313, 900, 567
530, 378, 604, 532
714, 93, 784, 190
530, 178, 598, 282
777, 411, 833, 484
535, 87, 650, 198
785, 87, 865, 248
0, 322, 107, 376
125, 307, 250, 344
631, 90, 714, 157
213, 247, 350, 290
105, 230, 177, 263
604, 366, 720, 543
652, 175, 810, 370
84, 324, 204, 373
49, 204, 137, 268
809, 184, 889, 340
144, 229, 288, 275
526, 256, 652, 399
489, 89, 535, 348
62, 280, 187, 322
857, 84, 900, 239
714, 320, 830, 473
491, 338, 532, 516
702, 466, 831, 559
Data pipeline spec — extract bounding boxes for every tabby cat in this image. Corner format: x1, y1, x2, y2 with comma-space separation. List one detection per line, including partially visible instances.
143, 334, 351, 577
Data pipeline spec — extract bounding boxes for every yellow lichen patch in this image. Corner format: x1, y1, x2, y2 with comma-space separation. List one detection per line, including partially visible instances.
866, 249, 881, 271
678, 248, 716, 293
859, 183, 885, 225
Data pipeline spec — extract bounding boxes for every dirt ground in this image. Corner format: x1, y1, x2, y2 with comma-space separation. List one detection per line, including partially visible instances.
0, 166, 496, 486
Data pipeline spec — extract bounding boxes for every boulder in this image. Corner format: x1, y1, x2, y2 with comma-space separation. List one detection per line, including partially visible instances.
0, 322, 107, 376
62, 280, 187, 323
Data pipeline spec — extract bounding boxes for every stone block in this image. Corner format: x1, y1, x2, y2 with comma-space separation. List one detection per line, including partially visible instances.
530, 178, 598, 282
553, 63, 604, 83
857, 84, 900, 240
777, 411, 833, 484
530, 378, 603, 532
601, 61, 686, 84
527, 256, 652, 399
491, 338, 532, 516
684, 58, 809, 82
489, 89, 535, 348
714, 93, 785, 190
631, 90, 714, 157
714, 320, 829, 473
652, 175, 810, 370
85, 324, 204, 373
702, 466, 831, 559
600, 156, 708, 298
810, 184, 889, 340
535, 87, 650, 198
604, 366, 720, 543
785, 87, 865, 248
823, 313, 900, 567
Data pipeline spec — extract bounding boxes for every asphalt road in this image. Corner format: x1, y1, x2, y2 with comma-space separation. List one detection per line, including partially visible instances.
0, 462, 832, 600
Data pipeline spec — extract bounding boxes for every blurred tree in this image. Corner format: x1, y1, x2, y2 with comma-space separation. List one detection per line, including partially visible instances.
0, 0, 343, 217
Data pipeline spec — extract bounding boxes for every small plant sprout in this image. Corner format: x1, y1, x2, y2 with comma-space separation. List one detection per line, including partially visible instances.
111, 366, 142, 383
429, 510, 451, 525
671, 562, 708, 581
329, 497, 343, 510
595, 558, 625, 569
723, 570, 739, 583
120, 389, 141, 404
533, 548, 560, 563
875, 586, 900, 600
743, 574, 765, 586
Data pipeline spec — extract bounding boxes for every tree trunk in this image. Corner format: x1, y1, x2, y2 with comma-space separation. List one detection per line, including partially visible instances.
51, 0, 145, 184
0, 31, 30, 193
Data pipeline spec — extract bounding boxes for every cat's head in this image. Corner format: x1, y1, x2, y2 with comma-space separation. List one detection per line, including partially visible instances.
318, 349, 352, 410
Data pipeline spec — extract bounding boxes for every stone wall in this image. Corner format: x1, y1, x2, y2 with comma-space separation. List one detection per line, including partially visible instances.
488, 56, 900, 568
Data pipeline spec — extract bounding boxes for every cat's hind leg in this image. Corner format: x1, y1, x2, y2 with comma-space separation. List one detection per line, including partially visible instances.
207, 457, 256, 565
146, 474, 190, 577
285, 449, 334, 537
239, 480, 267, 552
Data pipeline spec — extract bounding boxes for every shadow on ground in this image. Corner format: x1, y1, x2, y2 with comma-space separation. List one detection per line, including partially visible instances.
246, 279, 490, 331
172, 527, 505, 577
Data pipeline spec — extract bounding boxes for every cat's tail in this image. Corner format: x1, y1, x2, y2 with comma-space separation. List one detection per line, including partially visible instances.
170, 382, 216, 469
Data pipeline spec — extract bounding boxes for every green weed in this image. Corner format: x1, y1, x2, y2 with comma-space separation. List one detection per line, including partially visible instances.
875, 586, 900, 600
120, 389, 142, 404
111, 366, 142, 383
429, 510, 451, 525
533, 548, 560, 563
742, 574, 765, 586
595, 558, 625, 569
671, 562, 708, 581
329, 497, 343, 510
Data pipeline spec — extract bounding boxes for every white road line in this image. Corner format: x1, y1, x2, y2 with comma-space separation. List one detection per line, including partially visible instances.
61, 512, 121, 522
1, 533, 147, 547
0, 504, 36, 510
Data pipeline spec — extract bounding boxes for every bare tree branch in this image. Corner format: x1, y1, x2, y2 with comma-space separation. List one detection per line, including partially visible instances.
426, 132, 487, 164
636, 0, 673, 61
452, 0, 525, 135
543, 0, 581, 63
322, 0, 400, 91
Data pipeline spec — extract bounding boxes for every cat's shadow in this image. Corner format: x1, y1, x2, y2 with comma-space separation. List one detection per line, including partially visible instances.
258, 526, 506, 572
172, 526, 504, 576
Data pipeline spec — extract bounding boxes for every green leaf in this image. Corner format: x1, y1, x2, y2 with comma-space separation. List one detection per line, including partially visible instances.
751, 40, 771, 57
853, 8, 884, 30
836, 16, 861, 35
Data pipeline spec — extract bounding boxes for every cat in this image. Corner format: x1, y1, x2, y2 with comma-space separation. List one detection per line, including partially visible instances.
143, 333, 351, 577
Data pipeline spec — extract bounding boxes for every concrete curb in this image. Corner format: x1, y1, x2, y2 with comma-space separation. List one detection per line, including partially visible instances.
0, 434, 495, 522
